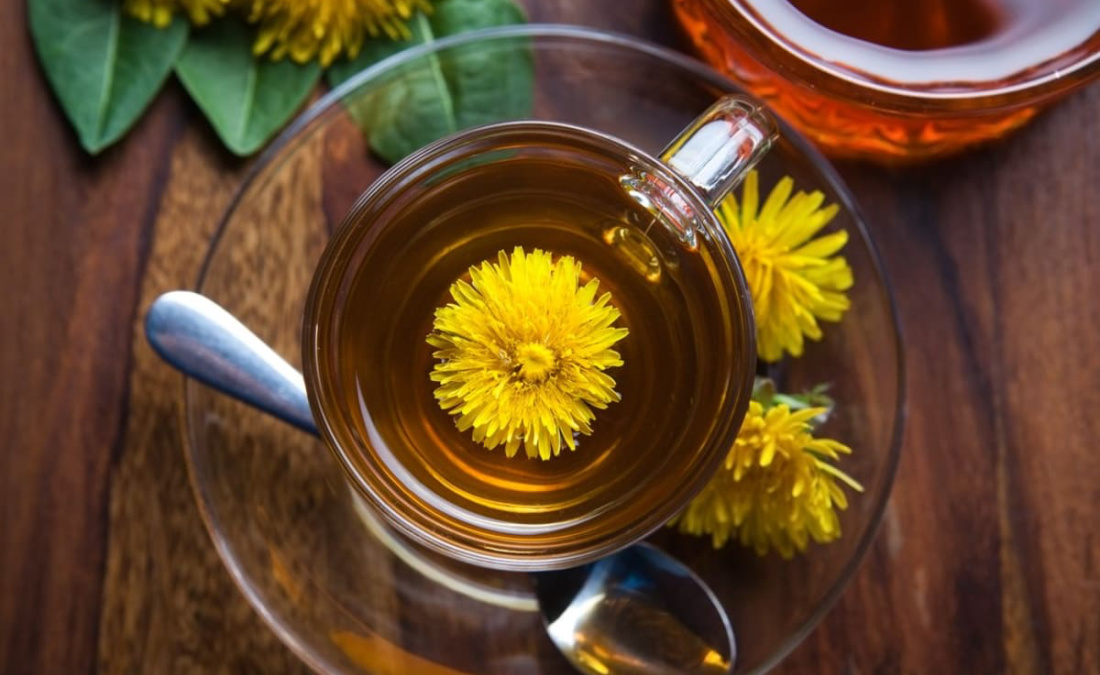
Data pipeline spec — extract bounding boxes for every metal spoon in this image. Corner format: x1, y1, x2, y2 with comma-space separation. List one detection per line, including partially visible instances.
146, 290, 736, 675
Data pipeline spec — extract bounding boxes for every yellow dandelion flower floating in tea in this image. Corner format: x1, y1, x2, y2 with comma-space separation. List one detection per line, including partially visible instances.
124, 0, 227, 27
241, 0, 432, 66
670, 398, 862, 558
427, 247, 629, 461
719, 171, 853, 363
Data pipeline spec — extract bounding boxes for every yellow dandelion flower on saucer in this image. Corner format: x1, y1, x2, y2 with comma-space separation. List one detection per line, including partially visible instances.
670, 398, 862, 558
427, 247, 629, 460
719, 171, 853, 362
241, 0, 433, 66
124, 0, 227, 27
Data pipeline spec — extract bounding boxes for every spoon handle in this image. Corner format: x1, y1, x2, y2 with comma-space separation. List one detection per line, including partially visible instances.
145, 291, 318, 435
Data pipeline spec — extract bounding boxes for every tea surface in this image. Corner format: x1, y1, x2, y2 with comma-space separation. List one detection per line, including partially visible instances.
335, 153, 744, 539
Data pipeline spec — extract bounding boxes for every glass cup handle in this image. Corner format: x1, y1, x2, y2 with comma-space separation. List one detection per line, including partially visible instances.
621, 96, 777, 248
661, 96, 778, 209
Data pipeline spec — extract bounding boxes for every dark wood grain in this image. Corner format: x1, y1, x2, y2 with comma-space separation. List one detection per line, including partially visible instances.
0, 3, 182, 673
1, 0, 1098, 674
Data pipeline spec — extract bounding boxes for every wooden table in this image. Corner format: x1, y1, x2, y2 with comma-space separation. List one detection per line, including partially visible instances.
2, 1, 1098, 673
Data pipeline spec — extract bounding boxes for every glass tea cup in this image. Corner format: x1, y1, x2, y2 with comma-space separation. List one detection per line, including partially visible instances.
302, 96, 777, 571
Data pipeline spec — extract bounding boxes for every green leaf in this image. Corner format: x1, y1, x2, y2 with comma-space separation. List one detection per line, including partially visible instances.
329, 14, 456, 164
428, 0, 529, 130
29, 0, 188, 154
326, 0, 532, 165
176, 17, 321, 156
753, 377, 836, 426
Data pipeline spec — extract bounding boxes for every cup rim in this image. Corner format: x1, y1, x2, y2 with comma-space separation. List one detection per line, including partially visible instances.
300, 119, 758, 571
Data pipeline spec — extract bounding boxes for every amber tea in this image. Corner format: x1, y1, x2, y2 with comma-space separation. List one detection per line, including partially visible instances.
303, 122, 760, 569
674, 0, 1100, 161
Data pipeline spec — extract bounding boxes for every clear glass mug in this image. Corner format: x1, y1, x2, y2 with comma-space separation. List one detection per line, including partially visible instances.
674, 0, 1100, 163
302, 97, 777, 571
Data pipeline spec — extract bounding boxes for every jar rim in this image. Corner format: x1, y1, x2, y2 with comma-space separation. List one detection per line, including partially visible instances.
713, 0, 1100, 108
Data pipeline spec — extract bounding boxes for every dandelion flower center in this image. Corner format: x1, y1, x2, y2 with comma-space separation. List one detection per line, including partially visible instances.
244, 0, 432, 66
427, 247, 629, 460
516, 342, 557, 382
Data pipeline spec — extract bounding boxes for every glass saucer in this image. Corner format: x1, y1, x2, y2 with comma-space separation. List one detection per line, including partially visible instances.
182, 25, 904, 675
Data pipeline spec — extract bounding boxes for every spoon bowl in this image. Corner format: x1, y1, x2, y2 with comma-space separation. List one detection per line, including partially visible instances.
536, 543, 734, 675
